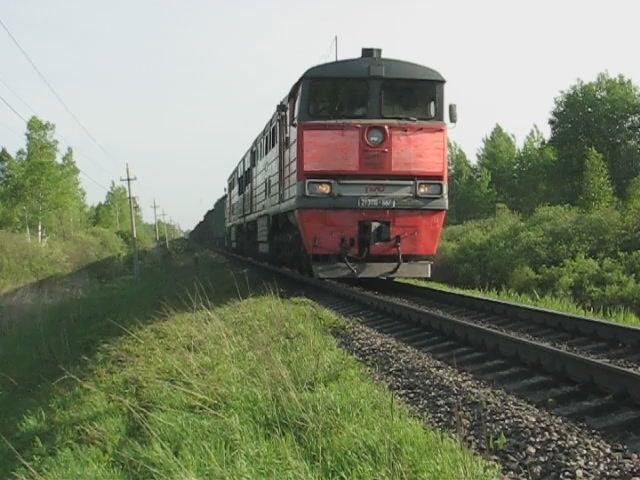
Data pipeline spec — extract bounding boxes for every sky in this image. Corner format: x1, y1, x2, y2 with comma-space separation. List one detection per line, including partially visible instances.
1, 0, 639, 229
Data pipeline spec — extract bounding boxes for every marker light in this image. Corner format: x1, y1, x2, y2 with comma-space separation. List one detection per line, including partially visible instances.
307, 181, 332, 195
417, 182, 443, 197
366, 127, 385, 146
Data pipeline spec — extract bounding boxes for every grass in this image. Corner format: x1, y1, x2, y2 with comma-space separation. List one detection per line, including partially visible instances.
405, 278, 640, 327
0, 249, 498, 479
0, 228, 126, 294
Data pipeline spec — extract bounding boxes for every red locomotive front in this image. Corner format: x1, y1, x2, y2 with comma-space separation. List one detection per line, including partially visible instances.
226, 48, 455, 278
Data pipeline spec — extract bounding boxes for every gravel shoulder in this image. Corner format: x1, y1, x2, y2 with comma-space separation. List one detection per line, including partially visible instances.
370, 287, 640, 373
335, 321, 640, 480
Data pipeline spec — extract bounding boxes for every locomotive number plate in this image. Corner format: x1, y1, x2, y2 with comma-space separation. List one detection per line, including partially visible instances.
357, 197, 396, 208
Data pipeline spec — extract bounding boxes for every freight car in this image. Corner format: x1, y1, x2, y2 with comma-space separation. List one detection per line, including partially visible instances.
190, 195, 226, 247
225, 47, 455, 278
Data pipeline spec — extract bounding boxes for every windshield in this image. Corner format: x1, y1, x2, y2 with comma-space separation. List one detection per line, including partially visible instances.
381, 80, 437, 120
307, 79, 368, 118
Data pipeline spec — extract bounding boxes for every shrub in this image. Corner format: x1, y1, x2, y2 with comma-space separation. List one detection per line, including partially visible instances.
0, 228, 126, 292
435, 204, 639, 314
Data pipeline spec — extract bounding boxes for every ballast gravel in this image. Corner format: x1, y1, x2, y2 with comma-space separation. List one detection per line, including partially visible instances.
335, 322, 640, 480
376, 289, 640, 374
423, 304, 640, 374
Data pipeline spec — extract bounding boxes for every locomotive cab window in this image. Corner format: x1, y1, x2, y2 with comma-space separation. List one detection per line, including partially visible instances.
381, 80, 439, 120
307, 79, 368, 119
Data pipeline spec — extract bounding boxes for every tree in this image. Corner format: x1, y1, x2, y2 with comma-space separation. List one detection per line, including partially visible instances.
0, 148, 12, 226
549, 73, 640, 202
578, 147, 615, 211
54, 147, 88, 238
2, 117, 89, 242
625, 176, 640, 212
13, 117, 60, 242
0, 149, 25, 231
477, 124, 517, 204
0, 147, 12, 181
511, 126, 558, 214
93, 182, 130, 232
622, 176, 640, 250
447, 141, 497, 223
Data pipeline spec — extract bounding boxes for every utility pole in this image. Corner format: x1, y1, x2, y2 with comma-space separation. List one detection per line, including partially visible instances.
120, 163, 140, 278
151, 198, 160, 242
160, 209, 169, 249
334, 34, 338, 61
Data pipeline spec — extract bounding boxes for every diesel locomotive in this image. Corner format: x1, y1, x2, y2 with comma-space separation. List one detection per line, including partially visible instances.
204, 48, 456, 278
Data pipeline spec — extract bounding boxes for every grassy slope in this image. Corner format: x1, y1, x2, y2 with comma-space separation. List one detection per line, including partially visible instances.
406, 279, 640, 327
0, 250, 497, 479
0, 229, 126, 293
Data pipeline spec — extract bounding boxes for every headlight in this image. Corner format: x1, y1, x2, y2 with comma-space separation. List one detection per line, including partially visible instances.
307, 181, 332, 195
417, 182, 443, 197
366, 127, 385, 146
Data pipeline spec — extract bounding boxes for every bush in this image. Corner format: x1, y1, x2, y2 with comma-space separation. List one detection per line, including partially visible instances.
0, 228, 126, 292
437, 209, 524, 288
435, 204, 639, 314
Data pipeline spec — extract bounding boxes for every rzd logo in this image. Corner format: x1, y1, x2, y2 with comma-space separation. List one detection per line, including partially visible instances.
365, 185, 386, 193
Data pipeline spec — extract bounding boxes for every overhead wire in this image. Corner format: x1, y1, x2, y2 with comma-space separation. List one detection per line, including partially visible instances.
0, 117, 24, 140
0, 16, 165, 222
0, 76, 37, 115
0, 88, 110, 192
0, 91, 27, 123
78, 170, 110, 191
0, 16, 116, 163
0, 75, 117, 177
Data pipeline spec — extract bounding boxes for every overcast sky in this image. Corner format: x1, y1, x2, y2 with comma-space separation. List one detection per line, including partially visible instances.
1, 1, 638, 228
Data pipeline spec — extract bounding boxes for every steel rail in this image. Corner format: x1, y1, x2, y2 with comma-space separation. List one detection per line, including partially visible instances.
223, 252, 640, 405
376, 280, 640, 347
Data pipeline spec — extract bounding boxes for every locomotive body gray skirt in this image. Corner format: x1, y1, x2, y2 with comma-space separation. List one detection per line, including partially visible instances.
312, 260, 432, 279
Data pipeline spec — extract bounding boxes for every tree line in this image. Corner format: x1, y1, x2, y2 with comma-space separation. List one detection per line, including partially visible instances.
448, 72, 640, 223
0, 116, 180, 247
440, 72, 640, 316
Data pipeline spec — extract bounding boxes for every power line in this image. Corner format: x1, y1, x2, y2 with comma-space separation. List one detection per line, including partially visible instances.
0, 16, 115, 162
79, 170, 110, 192
0, 89, 110, 192
0, 76, 37, 114
0, 74, 117, 178
0, 91, 27, 122
0, 117, 23, 138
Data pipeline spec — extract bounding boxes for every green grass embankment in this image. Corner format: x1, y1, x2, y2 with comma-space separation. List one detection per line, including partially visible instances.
1, 249, 497, 479
0, 228, 126, 293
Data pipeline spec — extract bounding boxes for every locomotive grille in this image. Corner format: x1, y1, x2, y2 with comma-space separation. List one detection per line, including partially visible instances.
363, 151, 386, 168
334, 180, 414, 197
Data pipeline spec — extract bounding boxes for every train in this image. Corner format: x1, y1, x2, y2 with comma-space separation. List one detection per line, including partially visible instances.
192, 48, 456, 278
190, 195, 226, 247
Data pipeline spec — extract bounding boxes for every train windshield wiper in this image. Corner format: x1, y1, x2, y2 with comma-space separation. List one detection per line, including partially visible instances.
385, 115, 420, 122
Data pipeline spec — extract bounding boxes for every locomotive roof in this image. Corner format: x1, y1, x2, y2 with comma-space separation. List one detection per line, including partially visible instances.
299, 49, 445, 82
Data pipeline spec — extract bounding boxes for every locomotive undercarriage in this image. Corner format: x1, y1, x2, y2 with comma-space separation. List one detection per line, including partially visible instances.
268, 214, 313, 275
230, 212, 432, 278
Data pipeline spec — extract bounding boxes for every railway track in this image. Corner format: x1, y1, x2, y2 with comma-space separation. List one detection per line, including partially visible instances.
361, 279, 640, 373
224, 252, 640, 451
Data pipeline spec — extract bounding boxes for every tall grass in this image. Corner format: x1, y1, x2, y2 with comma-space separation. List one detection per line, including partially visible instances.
0, 228, 126, 293
0, 253, 497, 479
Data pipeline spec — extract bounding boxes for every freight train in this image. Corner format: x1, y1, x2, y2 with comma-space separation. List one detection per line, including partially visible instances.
192, 48, 456, 278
